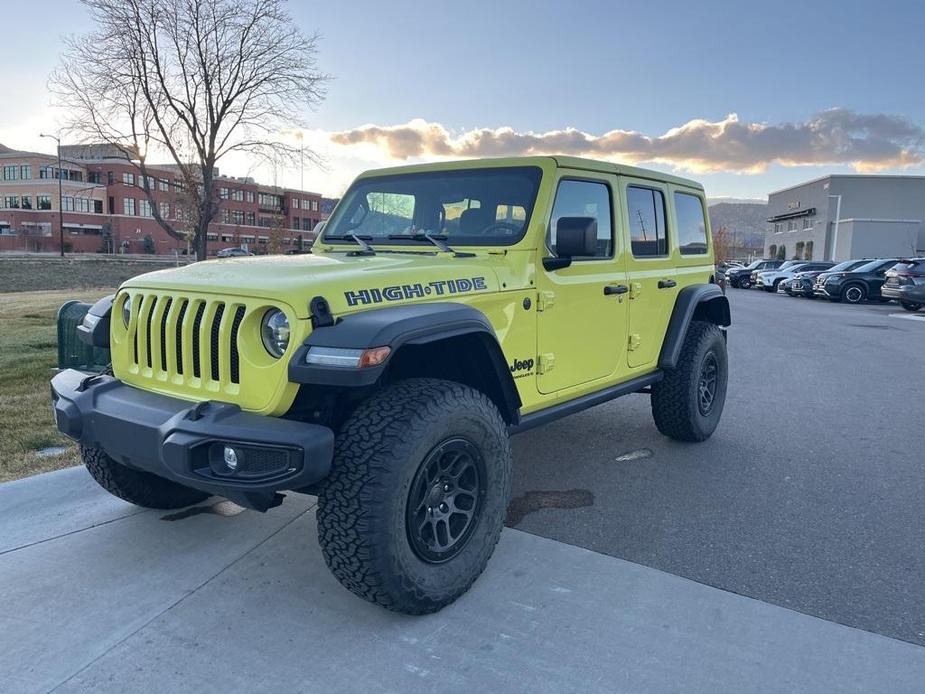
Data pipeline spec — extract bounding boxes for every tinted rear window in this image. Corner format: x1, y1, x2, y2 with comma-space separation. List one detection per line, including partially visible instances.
892, 260, 925, 273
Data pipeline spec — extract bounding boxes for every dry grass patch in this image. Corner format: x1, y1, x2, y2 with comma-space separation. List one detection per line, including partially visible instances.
0, 289, 112, 482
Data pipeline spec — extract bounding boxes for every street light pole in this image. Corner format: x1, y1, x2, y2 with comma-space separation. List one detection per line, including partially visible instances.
39, 133, 65, 257
827, 194, 842, 261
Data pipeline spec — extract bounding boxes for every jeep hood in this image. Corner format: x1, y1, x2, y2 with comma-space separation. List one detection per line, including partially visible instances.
121, 251, 508, 318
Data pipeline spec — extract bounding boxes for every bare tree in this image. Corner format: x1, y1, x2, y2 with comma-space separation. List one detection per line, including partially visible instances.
51, 0, 326, 260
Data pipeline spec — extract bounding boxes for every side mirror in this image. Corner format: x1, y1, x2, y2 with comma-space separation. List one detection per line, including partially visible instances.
543, 217, 597, 270
556, 217, 598, 257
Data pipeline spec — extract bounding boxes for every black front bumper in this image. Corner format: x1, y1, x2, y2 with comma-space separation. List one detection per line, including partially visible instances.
51, 369, 334, 511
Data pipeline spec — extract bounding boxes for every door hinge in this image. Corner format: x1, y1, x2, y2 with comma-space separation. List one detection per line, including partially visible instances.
628, 334, 641, 351
537, 353, 555, 374
630, 282, 643, 299
537, 291, 555, 312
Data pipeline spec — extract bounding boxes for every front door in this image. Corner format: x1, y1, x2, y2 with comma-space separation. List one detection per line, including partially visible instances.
621, 179, 678, 368
536, 175, 629, 394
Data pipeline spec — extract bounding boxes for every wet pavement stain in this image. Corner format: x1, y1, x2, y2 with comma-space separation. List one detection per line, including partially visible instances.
506, 489, 594, 527
161, 499, 246, 521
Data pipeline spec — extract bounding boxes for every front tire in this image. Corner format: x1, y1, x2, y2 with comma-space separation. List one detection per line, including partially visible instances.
901, 301, 922, 312
651, 321, 728, 442
317, 379, 512, 614
844, 283, 867, 304
80, 445, 209, 509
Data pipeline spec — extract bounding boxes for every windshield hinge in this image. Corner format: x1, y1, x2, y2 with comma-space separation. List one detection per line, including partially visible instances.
309, 296, 335, 329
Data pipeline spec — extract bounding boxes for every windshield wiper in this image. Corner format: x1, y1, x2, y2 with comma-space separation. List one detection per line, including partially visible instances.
387, 232, 474, 257
322, 233, 376, 256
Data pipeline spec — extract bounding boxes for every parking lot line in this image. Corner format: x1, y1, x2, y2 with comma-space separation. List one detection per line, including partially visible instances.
888, 313, 925, 323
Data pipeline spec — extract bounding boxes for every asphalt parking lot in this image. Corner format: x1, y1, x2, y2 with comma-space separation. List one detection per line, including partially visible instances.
511, 288, 925, 646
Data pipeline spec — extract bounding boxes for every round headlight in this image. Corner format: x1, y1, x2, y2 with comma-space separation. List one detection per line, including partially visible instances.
261, 309, 290, 358
121, 295, 132, 327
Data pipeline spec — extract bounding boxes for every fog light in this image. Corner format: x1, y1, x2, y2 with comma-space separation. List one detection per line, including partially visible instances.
223, 446, 239, 471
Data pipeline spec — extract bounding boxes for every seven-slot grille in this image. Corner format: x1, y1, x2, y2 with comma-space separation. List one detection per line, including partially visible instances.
127, 293, 247, 387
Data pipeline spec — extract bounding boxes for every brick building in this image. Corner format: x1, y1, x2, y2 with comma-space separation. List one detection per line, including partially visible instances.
0, 143, 324, 255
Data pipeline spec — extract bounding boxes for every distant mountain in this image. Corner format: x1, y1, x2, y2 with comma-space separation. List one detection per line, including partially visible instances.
708, 201, 768, 249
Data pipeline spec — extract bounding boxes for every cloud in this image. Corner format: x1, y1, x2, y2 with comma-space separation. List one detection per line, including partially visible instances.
328, 109, 925, 174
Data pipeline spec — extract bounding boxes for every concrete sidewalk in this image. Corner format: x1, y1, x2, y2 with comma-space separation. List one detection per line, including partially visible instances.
2, 468, 923, 693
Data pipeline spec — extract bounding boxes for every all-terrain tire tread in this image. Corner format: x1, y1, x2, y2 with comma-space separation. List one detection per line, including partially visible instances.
316, 378, 511, 615
650, 321, 725, 442
80, 445, 209, 509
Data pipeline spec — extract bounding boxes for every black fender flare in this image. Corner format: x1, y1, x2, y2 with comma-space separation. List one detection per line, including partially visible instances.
75, 294, 115, 348
658, 284, 730, 370
288, 302, 522, 419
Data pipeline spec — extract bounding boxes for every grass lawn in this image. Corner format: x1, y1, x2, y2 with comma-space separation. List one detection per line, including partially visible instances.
0, 289, 112, 482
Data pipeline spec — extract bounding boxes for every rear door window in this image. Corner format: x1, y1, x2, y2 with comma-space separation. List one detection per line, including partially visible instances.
627, 186, 667, 257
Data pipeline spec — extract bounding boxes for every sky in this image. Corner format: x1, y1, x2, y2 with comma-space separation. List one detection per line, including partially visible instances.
2, 0, 924, 200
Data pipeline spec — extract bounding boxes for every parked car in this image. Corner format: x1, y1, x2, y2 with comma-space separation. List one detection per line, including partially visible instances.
715, 268, 727, 293
216, 247, 253, 258
881, 258, 925, 311
813, 258, 899, 304
727, 259, 783, 288
756, 261, 834, 293
789, 260, 868, 298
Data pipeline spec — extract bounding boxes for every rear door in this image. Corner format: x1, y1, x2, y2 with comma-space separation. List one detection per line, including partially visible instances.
535, 174, 628, 394
620, 179, 676, 368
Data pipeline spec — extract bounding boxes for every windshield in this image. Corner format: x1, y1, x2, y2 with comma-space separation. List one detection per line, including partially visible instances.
827, 260, 863, 272
323, 167, 543, 247
853, 259, 895, 273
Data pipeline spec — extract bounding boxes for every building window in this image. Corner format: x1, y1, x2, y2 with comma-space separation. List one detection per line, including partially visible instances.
233, 189, 244, 202
245, 191, 254, 203
122, 172, 135, 186
292, 198, 300, 209
3, 165, 19, 180
802, 216, 812, 230
36, 195, 51, 210
293, 216, 300, 229
88, 171, 101, 184
246, 212, 255, 225
220, 187, 229, 200
158, 178, 169, 192
159, 202, 170, 218
140, 200, 153, 217
63, 196, 75, 211
787, 220, 796, 232
20, 165, 32, 180
303, 218, 311, 231
21, 195, 32, 210
123, 198, 136, 215
233, 210, 244, 225
804, 240, 814, 259
143, 175, 154, 190
674, 192, 709, 255
312, 200, 319, 211
3, 195, 20, 208
627, 185, 667, 257
769, 244, 777, 258
795, 241, 804, 259
39, 165, 54, 179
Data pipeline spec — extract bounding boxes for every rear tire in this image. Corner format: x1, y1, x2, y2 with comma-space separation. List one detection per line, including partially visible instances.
317, 378, 512, 614
844, 283, 867, 304
901, 301, 922, 312
651, 321, 728, 442
80, 445, 209, 509
739, 278, 751, 289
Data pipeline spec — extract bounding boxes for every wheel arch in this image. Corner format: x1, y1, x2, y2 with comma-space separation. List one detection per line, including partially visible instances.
288, 302, 522, 424
658, 284, 731, 370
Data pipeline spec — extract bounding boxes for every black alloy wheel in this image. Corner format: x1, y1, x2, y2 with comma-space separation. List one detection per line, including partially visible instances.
697, 353, 719, 416
407, 438, 486, 563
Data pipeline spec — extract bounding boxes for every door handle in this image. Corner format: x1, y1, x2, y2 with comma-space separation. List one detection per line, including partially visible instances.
657, 279, 677, 289
604, 284, 629, 296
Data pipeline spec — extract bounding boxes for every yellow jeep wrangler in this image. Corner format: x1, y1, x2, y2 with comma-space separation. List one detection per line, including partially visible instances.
52, 156, 730, 613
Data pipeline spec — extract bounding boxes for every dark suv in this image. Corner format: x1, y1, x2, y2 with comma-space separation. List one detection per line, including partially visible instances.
882, 258, 925, 311
789, 259, 868, 298
813, 258, 899, 304
727, 259, 783, 289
